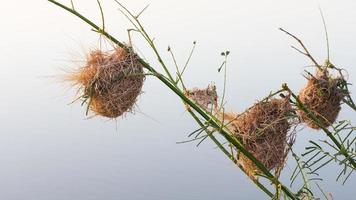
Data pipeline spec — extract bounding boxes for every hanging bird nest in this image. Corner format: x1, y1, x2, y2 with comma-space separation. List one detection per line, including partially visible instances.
66, 47, 145, 118
184, 84, 218, 111
297, 68, 345, 129
224, 97, 294, 177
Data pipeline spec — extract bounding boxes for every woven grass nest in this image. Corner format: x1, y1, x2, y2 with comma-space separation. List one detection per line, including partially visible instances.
224, 97, 294, 176
67, 47, 145, 118
185, 84, 218, 111
298, 68, 344, 129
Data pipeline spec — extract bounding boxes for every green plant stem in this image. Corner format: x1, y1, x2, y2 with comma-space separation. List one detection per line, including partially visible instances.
48, 1, 298, 199
291, 151, 313, 200
344, 99, 356, 111
335, 69, 356, 112
282, 84, 356, 169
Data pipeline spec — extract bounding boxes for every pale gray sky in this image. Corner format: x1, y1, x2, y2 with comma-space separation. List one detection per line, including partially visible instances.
0, 0, 355, 199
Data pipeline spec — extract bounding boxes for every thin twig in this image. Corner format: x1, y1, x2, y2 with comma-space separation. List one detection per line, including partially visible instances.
279, 28, 322, 70
96, 0, 105, 32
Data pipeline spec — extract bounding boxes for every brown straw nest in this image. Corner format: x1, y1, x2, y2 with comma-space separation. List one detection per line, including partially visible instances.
297, 68, 344, 129
224, 97, 294, 177
184, 84, 218, 111
67, 47, 145, 118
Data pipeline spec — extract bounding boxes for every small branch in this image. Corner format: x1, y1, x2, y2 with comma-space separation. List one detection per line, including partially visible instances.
219, 51, 229, 111
96, 0, 105, 32
180, 41, 197, 77
136, 4, 150, 18
70, 0, 75, 10
279, 28, 322, 70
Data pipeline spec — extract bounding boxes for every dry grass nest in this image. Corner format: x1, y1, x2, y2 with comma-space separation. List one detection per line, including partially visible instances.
298, 68, 345, 129
185, 84, 218, 111
224, 97, 294, 176
67, 47, 145, 118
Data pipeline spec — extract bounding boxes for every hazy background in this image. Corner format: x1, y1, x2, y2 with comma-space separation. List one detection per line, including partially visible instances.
0, 0, 355, 199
